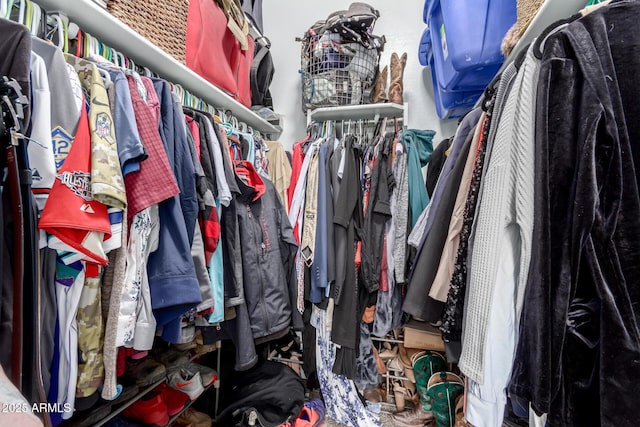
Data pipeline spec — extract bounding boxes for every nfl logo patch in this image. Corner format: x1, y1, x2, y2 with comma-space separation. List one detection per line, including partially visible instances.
96, 112, 114, 143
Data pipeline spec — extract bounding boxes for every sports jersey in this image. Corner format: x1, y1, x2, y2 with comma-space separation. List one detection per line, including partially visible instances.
30, 37, 80, 174
54, 259, 85, 420
39, 102, 111, 265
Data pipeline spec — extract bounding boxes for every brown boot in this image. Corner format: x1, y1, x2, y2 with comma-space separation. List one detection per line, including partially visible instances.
392, 404, 434, 427
371, 65, 388, 103
389, 52, 407, 104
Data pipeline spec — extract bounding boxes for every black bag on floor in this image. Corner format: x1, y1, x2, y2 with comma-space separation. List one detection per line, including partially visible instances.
216, 359, 305, 427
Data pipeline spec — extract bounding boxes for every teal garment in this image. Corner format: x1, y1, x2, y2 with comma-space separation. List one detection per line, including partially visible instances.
401, 129, 435, 228
207, 199, 225, 324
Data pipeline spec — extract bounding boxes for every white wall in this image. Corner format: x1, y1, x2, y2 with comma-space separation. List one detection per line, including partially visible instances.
263, 0, 459, 149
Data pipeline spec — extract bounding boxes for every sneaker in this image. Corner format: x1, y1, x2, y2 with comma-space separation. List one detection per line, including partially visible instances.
158, 383, 190, 416
173, 341, 197, 351
122, 391, 169, 427
168, 367, 205, 400
157, 349, 190, 374
125, 357, 167, 387
172, 418, 194, 427
178, 408, 212, 427
294, 398, 325, 427
184, 362, 218, 387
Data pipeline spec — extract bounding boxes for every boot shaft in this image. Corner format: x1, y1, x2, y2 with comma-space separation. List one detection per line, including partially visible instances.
389, 52, 407, 104
413, 352, 447, 411
371, 65, 388, 103
427, 372, 464, 427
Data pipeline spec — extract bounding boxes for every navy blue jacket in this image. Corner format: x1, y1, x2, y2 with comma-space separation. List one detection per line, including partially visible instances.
147, 79, 201, 342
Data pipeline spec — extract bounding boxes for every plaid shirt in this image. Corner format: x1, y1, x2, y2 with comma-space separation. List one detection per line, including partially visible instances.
124, 75, 179, 217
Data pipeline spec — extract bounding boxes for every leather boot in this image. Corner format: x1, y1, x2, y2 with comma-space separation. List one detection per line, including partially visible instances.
389, 52, 407, 104
371, 65, 388, 103
413, 352, 447, 411
391, 404, 435, 427
426, 372, 465, 427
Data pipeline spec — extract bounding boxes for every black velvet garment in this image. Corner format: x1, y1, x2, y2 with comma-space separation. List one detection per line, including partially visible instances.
509, 2, 640, 425
331, 136, 364, 378
360, 132, 394, 293
425, 137, 452, 198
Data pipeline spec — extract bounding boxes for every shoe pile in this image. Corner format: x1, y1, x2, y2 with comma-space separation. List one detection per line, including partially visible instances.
268, 334, 303, 376
167, 362, 218, 401
279, 398, 325, 427
175, 408, 213, 427
122, 385, 188, 426
120, 345, 218, 426
391, 346, 465, 427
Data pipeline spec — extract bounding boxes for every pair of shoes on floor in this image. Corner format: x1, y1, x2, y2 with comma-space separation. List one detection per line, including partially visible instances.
168, 363, 218, 400
124, 348, 192, 387
269, 337, 303, 376
393, 379, 420, 412
122, 383, 190, 426
363, 385, 387, 403
392, 404, 435, 427
157, 348, 192, 373
174, 408, 212, 427
124, 357, 167, 387
279, 398, 325, 427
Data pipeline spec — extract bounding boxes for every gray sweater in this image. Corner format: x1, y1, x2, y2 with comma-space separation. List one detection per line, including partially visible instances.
459, 47, 540, 384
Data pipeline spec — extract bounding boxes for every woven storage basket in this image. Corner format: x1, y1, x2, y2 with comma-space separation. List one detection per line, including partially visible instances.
516, 0, 545, 37
107, 0, 189, 64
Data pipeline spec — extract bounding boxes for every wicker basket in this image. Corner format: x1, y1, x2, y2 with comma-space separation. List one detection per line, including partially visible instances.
502, 0, 545, 56
516, 0, 545, 37
107, 0, 189, 64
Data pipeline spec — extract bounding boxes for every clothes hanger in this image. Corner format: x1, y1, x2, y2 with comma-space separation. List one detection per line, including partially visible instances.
1, 0, 8, 20
107, 47, 116, 64
91, 35, 100, 57
115, 51, 123, 68
229, 116, 240, 136
83, 32, 91, 57
45, 14, 67, 51
31, 2, 41, 37
17, 0, 25, 25
172, 84, 185, 105
24, 0, 32, 31
104, 45, 113, 62
76, 29, 84, 57
28, 1, 37, 35
221, 111, 237, 136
